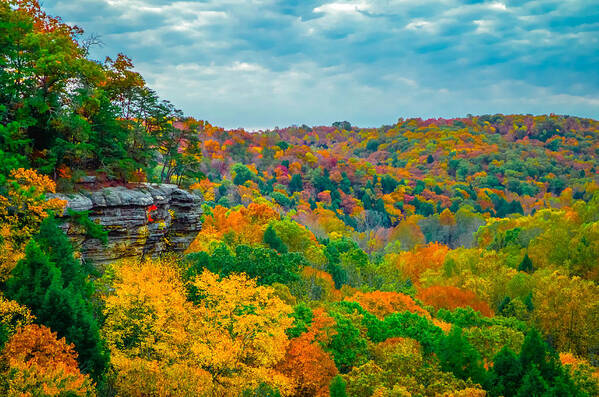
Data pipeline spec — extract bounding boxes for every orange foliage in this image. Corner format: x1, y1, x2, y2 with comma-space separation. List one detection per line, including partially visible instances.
559, 353, 599, 380
439, 208, 456, 226
416, 285, 493, 317
187, 203, 280, 252
278, 305, 338, 395
432, 318, 453, 334
0, 169, 67, 281
1, 324, 95, 396
345, 291, 430, 319
278, 332, 338, 396
393, 243, 449, 284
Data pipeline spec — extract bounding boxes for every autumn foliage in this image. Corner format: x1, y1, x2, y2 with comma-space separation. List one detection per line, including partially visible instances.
0, 324, 95, 396
1, 2, 599, 396
417, 286, 494, 317
345, 291, 430, 319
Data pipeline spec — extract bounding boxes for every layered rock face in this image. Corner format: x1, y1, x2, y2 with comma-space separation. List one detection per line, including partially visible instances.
49, 184, 202, 265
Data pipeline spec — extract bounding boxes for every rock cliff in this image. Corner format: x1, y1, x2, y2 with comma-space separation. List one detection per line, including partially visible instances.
49, 184, 202, 265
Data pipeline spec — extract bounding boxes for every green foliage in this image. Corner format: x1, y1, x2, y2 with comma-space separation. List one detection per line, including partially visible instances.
287, 303, 313, 338
488, 328, 578, 397
242, 383, 282, 397
233, 163, 255, 185
67, 209, 108, 245
329, 374, 348, 397
327, 312, 368, 373
288, 174, 303, 194
436, 307, 527, 333
2, 2, 599, 395
376, 311, 444, 354
0, 323, 7, 351
490, 347, 523, 397
271, 191, 291, 207
185, 243, 305, 288
437, 326, 487, 384
5, 217, 109, 383
516, 365, 547, 397
263, 224, 288, 253
518, 253, 533, 273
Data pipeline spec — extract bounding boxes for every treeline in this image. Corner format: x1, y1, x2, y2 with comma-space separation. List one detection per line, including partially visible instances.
0, 0, 202, 187
0, 1, 598, 396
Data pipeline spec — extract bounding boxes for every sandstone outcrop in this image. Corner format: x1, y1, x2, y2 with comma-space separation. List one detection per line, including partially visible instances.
48, 184, 202, 265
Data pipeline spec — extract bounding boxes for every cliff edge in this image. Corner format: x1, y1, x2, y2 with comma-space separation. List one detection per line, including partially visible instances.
48, 184, 202, 265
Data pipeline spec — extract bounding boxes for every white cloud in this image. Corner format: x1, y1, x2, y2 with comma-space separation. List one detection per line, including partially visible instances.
405, 20, 435, 32
473, 19, 493, 34
43, 0, 599, 127
313, 2, 371, 15
488, 2, 507, 12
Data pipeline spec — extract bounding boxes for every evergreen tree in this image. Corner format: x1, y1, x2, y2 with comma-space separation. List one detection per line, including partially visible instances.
518, 253, 534, 273
437, 326, 487, 384
519, 328, 561, 383
5, 217, 109, 383
519, 328, 547, 373
340, 172, 352, 194
490, 346, 522, 397
523, 292, 534, 311
497, 296, 511, 315
329, 375, 348, 397
288, 174, 303, 194
516, 365, 547, 397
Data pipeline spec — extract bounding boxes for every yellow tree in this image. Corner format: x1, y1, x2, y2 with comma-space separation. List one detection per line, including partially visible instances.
102, 258, 294, 396
0, 169, 65, 280
190, 270, 294, 395
0, 295, 35, 337
532, 270, 599, 356
101, 258, 212, 396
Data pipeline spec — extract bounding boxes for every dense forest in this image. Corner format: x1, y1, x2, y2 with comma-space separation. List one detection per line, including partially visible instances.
0, 1, 598, 396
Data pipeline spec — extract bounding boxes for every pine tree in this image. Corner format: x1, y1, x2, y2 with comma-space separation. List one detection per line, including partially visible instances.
518, 253, 533, 273
497, 296, 511, 315
288, 174, 303, 194
6, 217, 109, 384
516, 365, 547, 397
519, 328, 547, 374
490, 346, 522, 397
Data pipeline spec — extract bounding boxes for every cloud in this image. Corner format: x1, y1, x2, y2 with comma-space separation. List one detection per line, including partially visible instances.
313, 2, 371, 15
43, 0, 598, 128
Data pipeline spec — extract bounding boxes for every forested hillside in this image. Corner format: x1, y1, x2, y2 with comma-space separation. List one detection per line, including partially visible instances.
0, 1, 598, 396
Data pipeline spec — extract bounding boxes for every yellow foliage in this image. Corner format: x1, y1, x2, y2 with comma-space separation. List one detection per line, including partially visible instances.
0, 295, 35, 337
190, 270, 294, 395
102, 258, 294, 396
0, 169, 66, 281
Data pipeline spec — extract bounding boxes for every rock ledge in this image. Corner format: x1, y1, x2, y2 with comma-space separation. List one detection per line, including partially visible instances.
49, 184, 202, 265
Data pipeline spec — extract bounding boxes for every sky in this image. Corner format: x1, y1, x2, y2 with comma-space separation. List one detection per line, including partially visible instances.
44, 0, 598, 130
